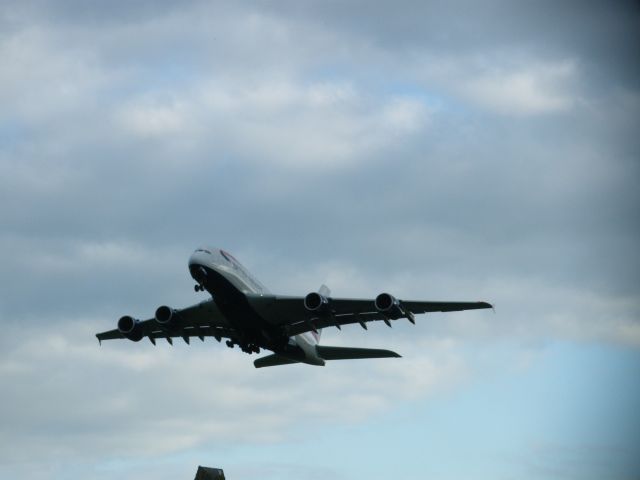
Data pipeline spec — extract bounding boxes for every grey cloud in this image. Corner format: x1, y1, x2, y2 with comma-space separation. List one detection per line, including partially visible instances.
258, 1, 640, 87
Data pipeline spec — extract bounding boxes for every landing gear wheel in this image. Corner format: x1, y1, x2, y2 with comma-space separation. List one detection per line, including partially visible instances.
225, 340, 234, 348
194, 284, 203, 292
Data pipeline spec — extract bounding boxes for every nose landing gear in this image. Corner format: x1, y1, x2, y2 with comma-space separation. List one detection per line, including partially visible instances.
194, 284, 204, 292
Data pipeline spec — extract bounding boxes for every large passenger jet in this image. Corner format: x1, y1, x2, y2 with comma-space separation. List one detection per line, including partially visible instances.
96, 247, 492, 368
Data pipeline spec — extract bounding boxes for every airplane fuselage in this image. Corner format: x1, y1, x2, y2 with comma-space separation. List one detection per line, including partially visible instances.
188, 247, 325, 366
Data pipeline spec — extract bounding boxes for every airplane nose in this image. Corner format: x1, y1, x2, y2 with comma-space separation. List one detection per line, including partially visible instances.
188, 249, 207, 267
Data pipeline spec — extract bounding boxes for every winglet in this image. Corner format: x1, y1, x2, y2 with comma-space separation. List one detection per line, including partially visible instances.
96, 334, 102, 346
478, 301, 494, 312
477, 301, 493, 311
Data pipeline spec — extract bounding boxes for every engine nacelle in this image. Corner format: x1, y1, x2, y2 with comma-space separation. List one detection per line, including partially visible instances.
155, 305, 176, 325
375, 293, 402, 317
117, 315, 144, 342
304, 292, 330, 313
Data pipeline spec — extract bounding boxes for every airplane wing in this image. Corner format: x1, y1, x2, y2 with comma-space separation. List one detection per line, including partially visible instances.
248, 294, 492, 337
96, 299, 238, 346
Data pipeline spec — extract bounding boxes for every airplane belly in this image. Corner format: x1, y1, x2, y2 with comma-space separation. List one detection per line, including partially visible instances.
189, 264, 280, 345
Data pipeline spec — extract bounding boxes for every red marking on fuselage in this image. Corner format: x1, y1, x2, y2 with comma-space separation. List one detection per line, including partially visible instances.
220, 249, 239, 266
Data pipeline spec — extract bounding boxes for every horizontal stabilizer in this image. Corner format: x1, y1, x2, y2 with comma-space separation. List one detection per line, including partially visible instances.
316, 345, 401, 360
254, 354, 301, 368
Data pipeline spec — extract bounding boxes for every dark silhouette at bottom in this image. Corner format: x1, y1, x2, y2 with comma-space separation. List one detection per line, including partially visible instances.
194, 466, 225, 480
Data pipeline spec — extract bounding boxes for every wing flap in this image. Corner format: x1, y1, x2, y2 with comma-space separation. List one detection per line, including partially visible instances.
403, 300, 493, 313
97, 324, 238, 344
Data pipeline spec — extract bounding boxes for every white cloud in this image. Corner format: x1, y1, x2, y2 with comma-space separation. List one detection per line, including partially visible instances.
0, 321, 467, 465
116, 99, 191, 137
0, 25, 115, 124
421, 56, 579, 116
104, 77, 431, 170
381, 96, 430, 132
196, 79, 430, 168
461, 60, 578, 115
479, 275, 640, 347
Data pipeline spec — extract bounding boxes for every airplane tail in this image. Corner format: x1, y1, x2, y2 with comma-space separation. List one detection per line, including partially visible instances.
254, 285, 402, 368
316, 345, 401, 360
254, 347, 401, 368
254, 354, 300, 368
308, 285, 401, 361
311, 284, 331, 344
318, 284, 331, 297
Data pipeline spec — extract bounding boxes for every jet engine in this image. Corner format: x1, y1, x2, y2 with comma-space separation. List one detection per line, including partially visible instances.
117, 315, 144, 342
375, 293, 403, 318
304, 292, 330, 313
155, 305, 176, 325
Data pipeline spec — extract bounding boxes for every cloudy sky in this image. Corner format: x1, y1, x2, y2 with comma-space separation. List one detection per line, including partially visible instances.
1, 1, 639, 479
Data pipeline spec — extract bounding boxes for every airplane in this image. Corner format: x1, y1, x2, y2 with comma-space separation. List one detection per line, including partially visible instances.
96, 247, 492, 368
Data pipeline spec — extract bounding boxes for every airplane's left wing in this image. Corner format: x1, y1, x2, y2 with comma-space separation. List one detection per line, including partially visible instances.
249, 293, 492, 337
96, 299, 238, 346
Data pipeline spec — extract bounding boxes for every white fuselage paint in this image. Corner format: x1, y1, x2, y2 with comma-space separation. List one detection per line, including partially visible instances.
188, 247, 325, 366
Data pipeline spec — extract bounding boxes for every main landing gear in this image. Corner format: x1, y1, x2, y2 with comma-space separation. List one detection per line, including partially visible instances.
194, 284, 204, 292
225, 339, 260, 354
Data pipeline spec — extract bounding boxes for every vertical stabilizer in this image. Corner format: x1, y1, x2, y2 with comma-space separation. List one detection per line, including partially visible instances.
313, 284, 330, 343
319, 284, 331, 298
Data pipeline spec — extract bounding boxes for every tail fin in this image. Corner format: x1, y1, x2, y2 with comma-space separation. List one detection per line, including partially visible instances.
318, 284, 331, 297
312, 284, 331, 343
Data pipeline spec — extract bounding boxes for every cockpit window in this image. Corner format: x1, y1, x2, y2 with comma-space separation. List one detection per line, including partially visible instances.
195, 248, 212, 254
